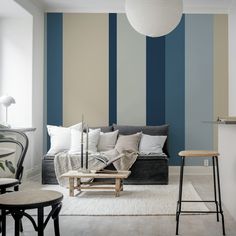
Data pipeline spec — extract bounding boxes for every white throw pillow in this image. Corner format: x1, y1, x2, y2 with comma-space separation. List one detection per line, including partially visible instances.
69, 128, 101, 154
47, 123, 82, 155
139, 134, 167, 154
98, 130, 119, 152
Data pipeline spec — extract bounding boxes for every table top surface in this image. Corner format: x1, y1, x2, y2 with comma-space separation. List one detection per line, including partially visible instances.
0, 148, 15, 158
0, 190, 63, 208
61, 170, 131, 178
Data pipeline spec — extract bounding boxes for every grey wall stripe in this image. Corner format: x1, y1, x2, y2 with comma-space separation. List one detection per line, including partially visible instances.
117, 14, 146, 125
185, 14, 214, 165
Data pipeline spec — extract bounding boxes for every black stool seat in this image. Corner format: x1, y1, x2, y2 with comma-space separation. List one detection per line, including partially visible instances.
0, 190, 63, 236
176, 150, 225, 235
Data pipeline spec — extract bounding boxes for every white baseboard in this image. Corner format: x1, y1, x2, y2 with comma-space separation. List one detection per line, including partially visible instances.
24, 165, 41, 180
170, 166, 212, 175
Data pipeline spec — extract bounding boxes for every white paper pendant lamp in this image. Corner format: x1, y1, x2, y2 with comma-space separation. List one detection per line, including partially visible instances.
125, 0, 183, 37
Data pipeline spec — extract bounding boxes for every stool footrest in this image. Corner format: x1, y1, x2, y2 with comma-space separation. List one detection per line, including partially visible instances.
179, 200, 218, 203
178, 210, 222, 214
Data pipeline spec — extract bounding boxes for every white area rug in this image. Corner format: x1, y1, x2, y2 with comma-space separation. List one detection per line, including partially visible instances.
41, 183, 208, 216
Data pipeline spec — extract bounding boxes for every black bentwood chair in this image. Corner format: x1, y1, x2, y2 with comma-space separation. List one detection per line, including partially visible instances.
0, 129, 29, 232
0, 129, 29, 193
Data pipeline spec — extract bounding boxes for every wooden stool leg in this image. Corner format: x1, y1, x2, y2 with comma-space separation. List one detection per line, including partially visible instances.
120, 180, 124, 191
212, 156, 219, 222
115, 178, 121, 197
38, 207, 44, 236
176, 157, 185, 235
215, 156, 226, 235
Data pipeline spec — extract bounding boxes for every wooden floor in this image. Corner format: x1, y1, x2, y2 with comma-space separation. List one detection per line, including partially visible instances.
5, 175, 236, 236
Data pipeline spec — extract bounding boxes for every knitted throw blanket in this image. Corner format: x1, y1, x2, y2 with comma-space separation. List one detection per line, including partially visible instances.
54, 149, 138, 187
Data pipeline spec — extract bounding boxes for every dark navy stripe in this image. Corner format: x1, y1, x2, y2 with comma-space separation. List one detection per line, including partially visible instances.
165, 16, 185, 165
146, 36, 166, 126
47, 13, 63, 127
109, 13, 117, 126
47, 13, 63, 150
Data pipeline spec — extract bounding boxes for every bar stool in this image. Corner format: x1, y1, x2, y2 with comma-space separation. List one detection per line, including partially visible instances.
176, 150, 225, 235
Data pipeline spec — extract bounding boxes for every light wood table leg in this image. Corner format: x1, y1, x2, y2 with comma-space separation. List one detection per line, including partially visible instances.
69, 177, 74, 197
115, 178, 121, 197
77, 178, 81, 192
120, 179, 124, 191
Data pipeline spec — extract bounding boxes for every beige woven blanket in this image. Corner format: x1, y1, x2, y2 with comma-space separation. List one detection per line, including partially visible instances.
54, 149, 138, 187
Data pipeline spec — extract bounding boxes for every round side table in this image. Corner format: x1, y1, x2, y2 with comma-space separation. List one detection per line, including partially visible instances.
0, 190, 63, 236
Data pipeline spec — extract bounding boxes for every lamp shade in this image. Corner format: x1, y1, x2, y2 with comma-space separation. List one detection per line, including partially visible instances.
0, 95, 15, 107
125, 0, 183, 37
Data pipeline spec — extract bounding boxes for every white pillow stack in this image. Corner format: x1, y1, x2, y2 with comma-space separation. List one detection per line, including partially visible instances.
139, 134, 167, 155
69, 128, 101, 154
47, 123, 82, 155
97, 130, 119, 152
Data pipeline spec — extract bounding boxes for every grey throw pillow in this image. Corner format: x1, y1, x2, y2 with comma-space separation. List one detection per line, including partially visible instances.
115, 133, 142, 153
98, 130, 119, 152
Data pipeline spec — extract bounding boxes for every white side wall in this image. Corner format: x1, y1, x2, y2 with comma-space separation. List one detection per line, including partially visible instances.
218, 125, 236, 221
14, 0, 45, 177
0, 17, 32, 128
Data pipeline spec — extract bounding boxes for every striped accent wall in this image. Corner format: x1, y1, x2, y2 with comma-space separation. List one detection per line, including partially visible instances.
47, 13, 228, 166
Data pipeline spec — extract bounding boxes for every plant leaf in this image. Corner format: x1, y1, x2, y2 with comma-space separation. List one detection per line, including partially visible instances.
0, 162, 5, 171
5, 160, 15, 174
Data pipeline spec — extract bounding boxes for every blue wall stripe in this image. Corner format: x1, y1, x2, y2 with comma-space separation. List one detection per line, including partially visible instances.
47, 13, 63, 127
109, 13, 117, 125
165, 16, 185, 165
146, 37, 165, 125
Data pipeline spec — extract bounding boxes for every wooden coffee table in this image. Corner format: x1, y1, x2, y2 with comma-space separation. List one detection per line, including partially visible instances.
61, 170, 131, 197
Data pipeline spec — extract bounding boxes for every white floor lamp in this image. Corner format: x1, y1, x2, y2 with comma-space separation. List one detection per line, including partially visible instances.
0, 95, 15, 127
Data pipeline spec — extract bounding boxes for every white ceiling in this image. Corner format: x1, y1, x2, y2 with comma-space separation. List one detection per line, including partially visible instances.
0, 0, 30, 18
36, 0, 232, 13
0, 0, 232, 17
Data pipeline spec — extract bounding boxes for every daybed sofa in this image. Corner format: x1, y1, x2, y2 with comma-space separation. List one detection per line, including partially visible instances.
42, 124, 169, 185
